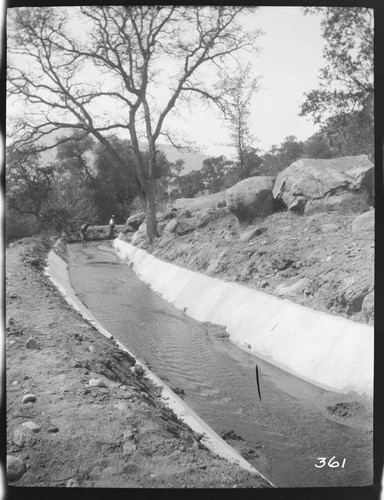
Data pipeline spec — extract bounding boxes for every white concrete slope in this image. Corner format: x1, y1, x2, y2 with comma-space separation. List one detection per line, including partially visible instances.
46, 248, 273, 485
114, 239, 374, 397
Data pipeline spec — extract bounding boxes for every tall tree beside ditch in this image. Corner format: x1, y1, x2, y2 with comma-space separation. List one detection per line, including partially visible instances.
7, 6, 260, 242
300, 7, 374, 158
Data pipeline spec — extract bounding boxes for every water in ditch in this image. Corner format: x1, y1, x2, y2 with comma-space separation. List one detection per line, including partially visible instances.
68, 242, 373, 488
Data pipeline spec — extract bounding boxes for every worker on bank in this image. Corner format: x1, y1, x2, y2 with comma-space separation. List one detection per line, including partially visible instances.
79, 222, 90, 246
109, 215, 116, 239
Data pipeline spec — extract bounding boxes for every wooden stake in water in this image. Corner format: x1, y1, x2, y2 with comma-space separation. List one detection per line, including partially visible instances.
255, 365, 262, 401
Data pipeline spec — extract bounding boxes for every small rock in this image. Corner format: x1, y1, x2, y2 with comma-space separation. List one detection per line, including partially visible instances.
22, 394, 37, 404
8, 317, 15, 325
13, 426, 36, 447
47, 425, 59, 433
123, 441, 137, 456
22, 421, 41, 433
172, 387, 186, 397
134, 364, 144, 376
25, 337, 38, 349
220, 430, 245, 442
7, 455, 26, 482
88, 378, 107, 388
66, 478, 79, 487
10, 293, 18, 299
88, 345, 95, 353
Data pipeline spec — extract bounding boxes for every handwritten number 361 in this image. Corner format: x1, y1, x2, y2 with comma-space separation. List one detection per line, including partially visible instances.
315, 457, 346, 468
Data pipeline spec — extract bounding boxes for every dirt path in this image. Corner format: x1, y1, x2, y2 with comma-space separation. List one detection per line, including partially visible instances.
5, 237, 271, 490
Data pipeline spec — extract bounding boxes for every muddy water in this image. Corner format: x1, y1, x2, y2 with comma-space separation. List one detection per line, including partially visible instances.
68, 242, 373, 488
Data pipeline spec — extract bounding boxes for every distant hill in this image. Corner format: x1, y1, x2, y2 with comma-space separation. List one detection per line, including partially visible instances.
33, 130, 222, 175
157, 144, 210, 174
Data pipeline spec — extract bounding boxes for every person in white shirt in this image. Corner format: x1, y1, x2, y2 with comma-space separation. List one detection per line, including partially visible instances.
109, 215, 116, 239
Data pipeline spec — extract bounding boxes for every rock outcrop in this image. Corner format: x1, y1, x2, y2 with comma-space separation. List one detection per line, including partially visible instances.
361, 167, 375, 205
272, 155, 373, 213
226, 176, 276, 224
304, 192, 368, 215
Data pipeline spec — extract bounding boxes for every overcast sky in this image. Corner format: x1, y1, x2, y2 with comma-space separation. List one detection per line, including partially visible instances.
178, 6, 326, 157
6, 6, 326, 158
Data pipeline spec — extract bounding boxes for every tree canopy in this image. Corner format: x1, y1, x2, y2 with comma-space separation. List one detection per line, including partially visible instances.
7, 6, 260, 241
300, 7, 373, 123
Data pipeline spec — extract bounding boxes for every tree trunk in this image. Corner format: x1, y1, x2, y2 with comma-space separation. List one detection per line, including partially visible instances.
145, 176, 159, 243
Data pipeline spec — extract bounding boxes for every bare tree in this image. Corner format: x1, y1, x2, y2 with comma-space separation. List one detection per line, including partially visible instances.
7, 6, 260, 241
221, 63, 260, 180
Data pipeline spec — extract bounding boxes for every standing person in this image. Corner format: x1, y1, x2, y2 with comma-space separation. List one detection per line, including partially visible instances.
109, 215, 116, 239
79, 222, 89, 246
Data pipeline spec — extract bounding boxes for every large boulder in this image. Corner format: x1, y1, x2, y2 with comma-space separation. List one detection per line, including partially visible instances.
226, 176, 276, 224
126, 213, 146, 230
131, 222, 147, 245
361, 167, 375, 205
272, 155, 373, 213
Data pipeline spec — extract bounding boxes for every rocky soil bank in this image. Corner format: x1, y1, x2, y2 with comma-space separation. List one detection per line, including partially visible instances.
5, 237, 271, 490
123, 192, 374, 325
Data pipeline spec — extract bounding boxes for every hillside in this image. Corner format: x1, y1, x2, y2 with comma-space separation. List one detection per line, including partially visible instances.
123, 192, 374, 326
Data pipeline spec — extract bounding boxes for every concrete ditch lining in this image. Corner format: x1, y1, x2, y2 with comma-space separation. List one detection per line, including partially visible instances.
45, 241, 274, 486
113, 239, 374, 397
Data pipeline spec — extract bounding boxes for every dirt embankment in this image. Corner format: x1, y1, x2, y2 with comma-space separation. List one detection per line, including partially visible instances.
136, 198, 374, 325
5, 237, 271, 489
